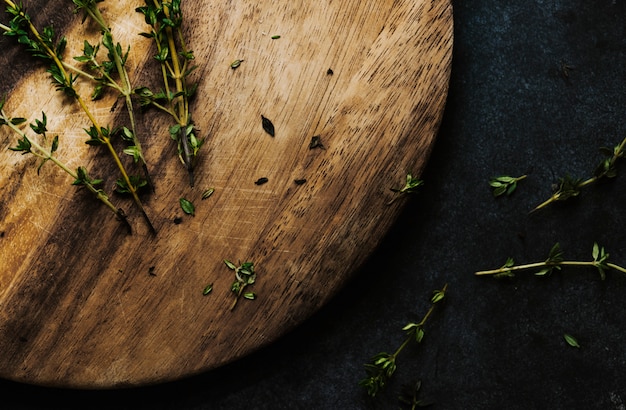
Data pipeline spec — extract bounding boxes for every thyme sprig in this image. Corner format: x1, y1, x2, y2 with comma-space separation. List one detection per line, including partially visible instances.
1, 105, 131, 232
2, 0, 155, 233
136, 0, 202, 187
532, 136, 625, 212
71, 0, 153, 190
359, 284, 447, 398
489, 174, 526, 197
224, 260, 257, 310
475, 242, 626, 280
388, 173, 424, 205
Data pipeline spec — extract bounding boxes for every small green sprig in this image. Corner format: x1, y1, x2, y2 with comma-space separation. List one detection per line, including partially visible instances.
489, 174, 526, 197
532, 136, 625, 212
1, 105, 131, 232
475, 242, 626, 280
136, 0, 202, 187
388, 173, 424, 205
359, 284, 448, 398
224, 260, 257, 310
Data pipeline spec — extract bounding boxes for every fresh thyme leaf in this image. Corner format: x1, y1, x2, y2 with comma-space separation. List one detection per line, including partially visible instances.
9, 135, 32, 154
564, 333, 580, 348
230, 59, 243, 69
179, 197, 195, 216
201, 188, 215, 200
271, 35, 281, 39
202, 283, 213, 295
261, 115, 275, 137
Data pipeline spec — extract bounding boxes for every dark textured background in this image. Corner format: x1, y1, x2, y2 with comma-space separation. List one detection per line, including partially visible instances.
2, 0, 626, 408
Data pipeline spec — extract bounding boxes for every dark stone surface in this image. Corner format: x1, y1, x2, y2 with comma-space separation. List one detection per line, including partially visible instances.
2, 0, 626, 408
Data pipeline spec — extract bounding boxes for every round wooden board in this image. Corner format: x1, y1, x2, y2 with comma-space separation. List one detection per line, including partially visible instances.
0, 0, 452, 388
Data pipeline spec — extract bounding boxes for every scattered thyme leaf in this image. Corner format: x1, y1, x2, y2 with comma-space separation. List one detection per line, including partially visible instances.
255, 177, 269, 185
261, 115, 275, 137
309, 135, 325, 149
201, 188, 215, 200
179, 197, 195, 216
270, 35, 280, 39
202, 283, 213, 295
564, 333, 580, 348
230, 59, 243, 69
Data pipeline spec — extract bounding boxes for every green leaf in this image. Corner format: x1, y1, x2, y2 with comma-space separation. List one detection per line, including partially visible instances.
9, 136, 32, 154
224, 259, 237, 270
415, 328, 425, 343
179, 197, 195, 216
123, 146, 142, 163
592, 242, 600, 261
114, 175, 147, 194
243, 292, 256, 300
10, 117, 27, 126
50, 135, 59, 154
431, 289, 446, 304
201, 188, 215, 200
564, 333, 580, 348
202, 283, 213, 295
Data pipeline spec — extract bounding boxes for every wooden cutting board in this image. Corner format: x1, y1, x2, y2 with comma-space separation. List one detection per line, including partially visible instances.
0, 0, 452, 388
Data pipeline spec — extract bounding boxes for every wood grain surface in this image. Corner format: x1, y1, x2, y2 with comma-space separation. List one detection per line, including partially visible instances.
0, 0, 452, 388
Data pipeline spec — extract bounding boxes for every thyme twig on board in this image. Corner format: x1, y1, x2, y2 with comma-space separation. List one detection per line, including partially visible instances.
136, 0, 202, 187
1, 105, 131, 233
224, 260, 257, 311
388, 173, 424, 205
71, 0, 154, 191
2, 0, 155, 233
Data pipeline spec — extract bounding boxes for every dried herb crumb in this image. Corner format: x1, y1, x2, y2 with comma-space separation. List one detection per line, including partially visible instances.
148, 266, 156, 276
173, 217, 183, 225
255, 177, 269, 185
294, 179, 307, 185
327, 68, 334, 75
261, 115, 275, 137
309, 135, 325, 149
